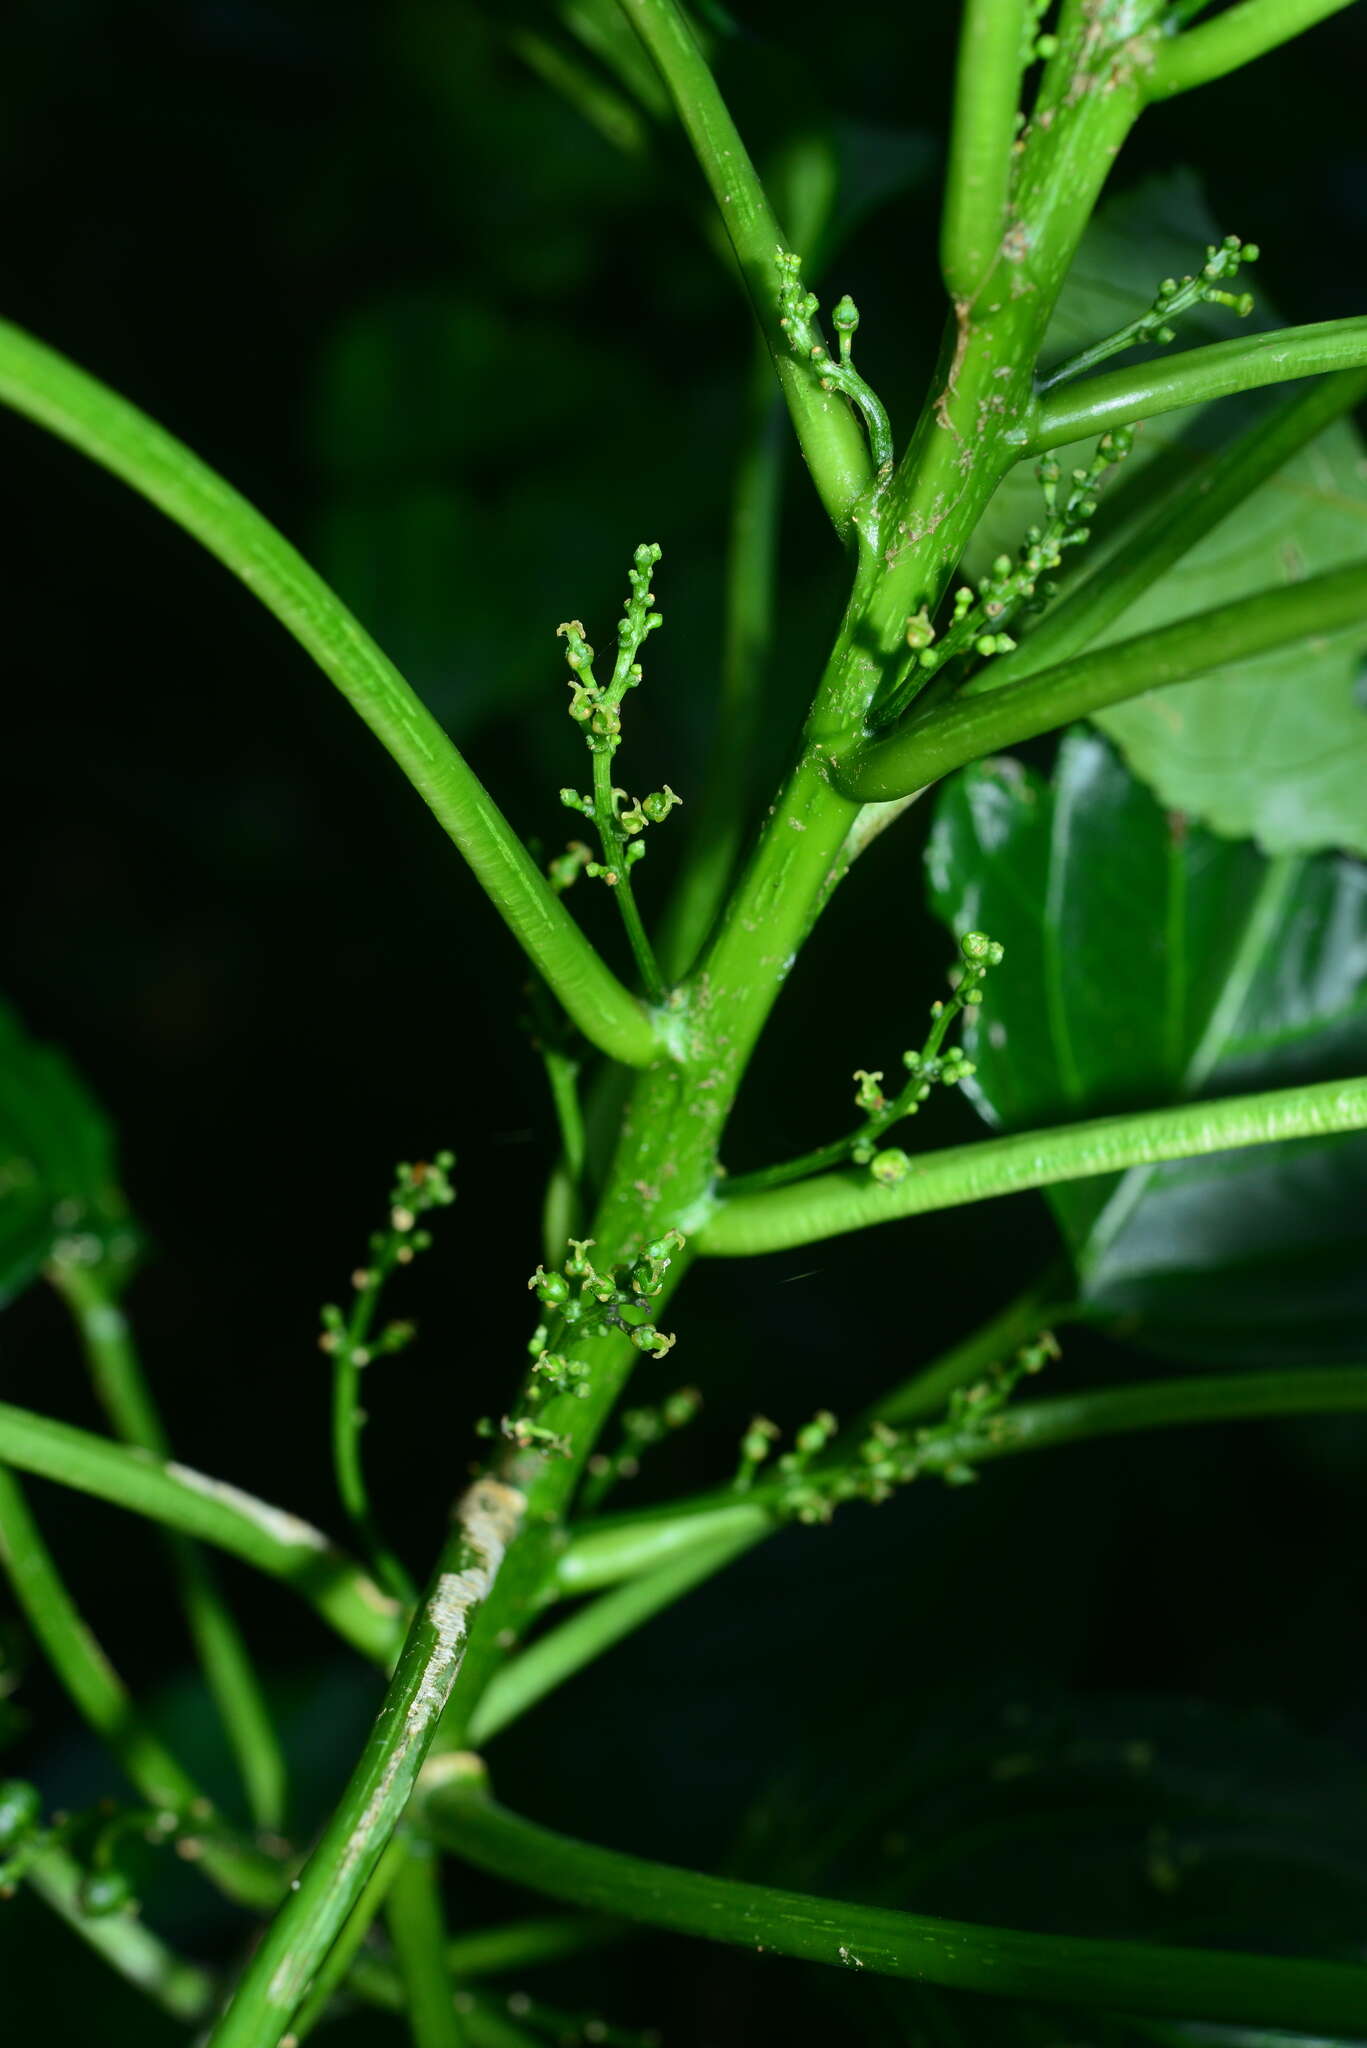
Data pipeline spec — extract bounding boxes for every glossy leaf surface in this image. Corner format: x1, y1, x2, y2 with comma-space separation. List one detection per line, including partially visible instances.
925, 732, 1367, 1361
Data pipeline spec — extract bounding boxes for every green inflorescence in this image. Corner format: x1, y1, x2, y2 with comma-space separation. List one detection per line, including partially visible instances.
481, 1232, 686, 1459
732, 1332, 1059, 1526
775, 249, 894, 478
1040, 234, 1259, 392
580, 1385, 702, 1513
318, 1153, 457, 1373
879, 430, 1134, 725
0, 1778, 185, 1919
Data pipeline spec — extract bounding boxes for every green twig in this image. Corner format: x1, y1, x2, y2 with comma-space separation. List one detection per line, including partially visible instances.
0, 1399, 401, 1663
613, 0, 873, 538
870, 1263, 1076, 1424
1148, 0, 1358, 98
0, 319, 658, 1071
696, 1075, 1367, 1256
50, 1259, 287, 1834
0, 1464, 284, 1909
25, 1843, 218, 2025
346, 1914, 628, 2011
422, 1775, 1367, 2029
940, 0, 1030, 300
290, 1836, 409, 2042
205, 1477, 523, 2047
1023, 318, 1367, 452
837, 558, 1367, 801
386, 1837, 467, 2048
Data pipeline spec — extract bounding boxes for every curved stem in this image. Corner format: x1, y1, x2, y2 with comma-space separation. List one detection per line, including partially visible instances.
290, 1836, 408, 2042
422, 1779, 1367, 2030
1023, 318, 1367, 453
970, 365, 1367, 696
837, 559, 1367, 801
0, 1464, 284, 1909
0, 319, 658, 1071
51, 1261, 288, 1834
1148, 0, 1358, 98
205, 1477, 523, 2048
0, 1399, 401, 1664
696, 1074, 1367, 1256
26, 1844, 218, 2024
941, 0, 1029, 300
613, 0, 873, 538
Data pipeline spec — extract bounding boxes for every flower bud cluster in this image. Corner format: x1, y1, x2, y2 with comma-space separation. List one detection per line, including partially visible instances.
318, 1152, 455, 1372
776, 249, 893, 475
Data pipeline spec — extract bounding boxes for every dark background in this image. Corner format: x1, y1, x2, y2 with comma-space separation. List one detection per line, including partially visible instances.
3, 3, 1367, 2042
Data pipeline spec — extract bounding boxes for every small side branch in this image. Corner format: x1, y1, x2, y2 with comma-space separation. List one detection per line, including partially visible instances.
837, 560, 1367, 802
940, 0, 1030, 300
1148, 0, 1358, 99
1023, 318, 1367, 453
697, 1075, 1367, 1256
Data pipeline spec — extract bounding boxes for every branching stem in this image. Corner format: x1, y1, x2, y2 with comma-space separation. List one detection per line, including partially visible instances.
1148, 0, 1358, 97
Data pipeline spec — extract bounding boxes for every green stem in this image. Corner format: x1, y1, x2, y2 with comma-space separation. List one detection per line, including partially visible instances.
290, 1836, 409, 2042
1148, 0, 1358, 97
614, 0, 873, 539
347, 1914, 627, 2011
696, 1075, 1367, 1255
940, 0, 1029, 300
386, 1838, 466, 2048
51, 1261, 288, 1834
205, 1477, 523, 2048
970, 366, 1367, 696
467, 1528, 758, 1744
0, 1398, 401, 1663
0, 1464, 284, 1909
422, 1778, 1367, 2030
328, 1233, 421, 1610
0, 319, 657, 1071
838, 559, 1367, 801
1024, 319, 1367, 453
591, 749, 666, 1004
25, 1843, 218, 2024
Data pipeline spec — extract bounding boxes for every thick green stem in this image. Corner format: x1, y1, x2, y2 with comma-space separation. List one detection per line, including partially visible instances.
290, 1837, 408, 2042
386, 1838, 466, 2048
1024, 319, 1367, 453
0, 1464, 283, 1909
0, 319, 657, 1070
205, 1477, 523, 2048
941, 0, 1029, 300
25, 1844, 218, 2024
614, 0, 873, 538
970, 365, 1367, 696
422, 1778, 1367, 2030
0, 1399, 401, 1663
839, 559, 1367, 801
51, 1261, 287, 1833
698, 1075, 1367, 1255
1148, 0, 1358, 97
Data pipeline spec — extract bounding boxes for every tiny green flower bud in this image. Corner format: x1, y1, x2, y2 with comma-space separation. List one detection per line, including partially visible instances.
870, 1148, 911, 1186
0, 1780, 40, 1853
79, 1867, 132, 1917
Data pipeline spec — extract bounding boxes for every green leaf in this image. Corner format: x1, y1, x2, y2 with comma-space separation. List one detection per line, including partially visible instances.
970, 171, 1367, 856
0, 1001, 135, 1309
925, 731, 1367, 1362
